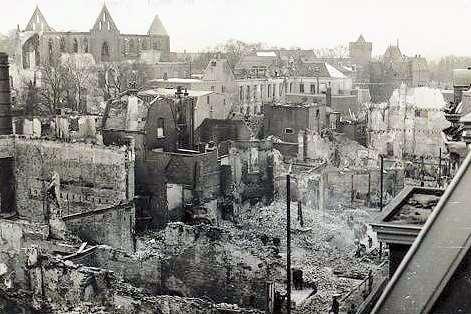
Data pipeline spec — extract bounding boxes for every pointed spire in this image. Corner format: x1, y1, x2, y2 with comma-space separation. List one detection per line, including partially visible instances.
92, 3, 119, 32
25, 6, 53, 32
357, 34, 366, 43
148, 14, 168, 36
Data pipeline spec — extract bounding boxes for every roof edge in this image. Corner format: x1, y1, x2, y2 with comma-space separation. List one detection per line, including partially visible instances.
372, 150, 471, 313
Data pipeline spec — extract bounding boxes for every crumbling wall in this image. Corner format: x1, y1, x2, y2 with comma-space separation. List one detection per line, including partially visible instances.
14, 138, 131, 223
89, 223, 270, 311
323, 167, 404, 209
93, 246, 162, 292
142, 150, 220, 228
0, 218, 48, 251
38, 258, 113, 309
368, 86, 449, 159
229, 140, 274, 204
304, 131, 333, 161
112, 294, 264, 314
64, 203, 135, 252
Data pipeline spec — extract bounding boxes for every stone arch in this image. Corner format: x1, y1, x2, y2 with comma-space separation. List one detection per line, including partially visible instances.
22, 34, 40, 69
101, 41, 110, 62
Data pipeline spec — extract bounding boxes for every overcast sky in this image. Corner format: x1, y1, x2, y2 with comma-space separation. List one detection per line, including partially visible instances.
2, 0, 471, 59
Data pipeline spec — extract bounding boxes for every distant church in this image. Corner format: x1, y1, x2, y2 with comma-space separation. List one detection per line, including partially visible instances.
17, 4, 170, 69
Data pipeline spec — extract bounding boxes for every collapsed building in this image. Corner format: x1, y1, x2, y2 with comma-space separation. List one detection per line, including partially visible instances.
101, 85, 275, 229
0, 52, 276, 313
368, 84, 449, 160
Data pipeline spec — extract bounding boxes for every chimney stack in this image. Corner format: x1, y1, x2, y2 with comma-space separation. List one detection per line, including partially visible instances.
0, 53, 15, 216
0, 53, 12, 135
326, 86, 332, 107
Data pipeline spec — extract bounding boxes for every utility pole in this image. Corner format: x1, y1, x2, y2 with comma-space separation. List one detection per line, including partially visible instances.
438, 148, 442, 187
380, 154, 384, 211
286, 172, 292, 314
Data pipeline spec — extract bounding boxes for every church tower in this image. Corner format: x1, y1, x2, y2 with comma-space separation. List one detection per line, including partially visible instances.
349, 34, 372, 66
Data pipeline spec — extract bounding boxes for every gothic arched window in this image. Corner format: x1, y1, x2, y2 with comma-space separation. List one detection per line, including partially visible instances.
59, 37, 66, 52
83, 38, 89, 53
48, 39, 53, 59
101, 41, 110, 62
129, 39, 135, 53
73, 39, 78, 53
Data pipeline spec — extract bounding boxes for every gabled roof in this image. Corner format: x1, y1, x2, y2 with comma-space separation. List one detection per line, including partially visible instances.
148, 14, 168, 36
235, 55, 277, 70
296, 62, 347, 78
383, 45, 402, 62
372, 151, 471, 313
203, 59, 236, 81
357, 34, 366, 43
92, 4, 119, 32
25, 6, 54, 32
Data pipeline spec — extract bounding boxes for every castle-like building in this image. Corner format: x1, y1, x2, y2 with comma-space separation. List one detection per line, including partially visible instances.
348, 35, 430, 102
17, 4, 170, 69
349, 34, 372, 67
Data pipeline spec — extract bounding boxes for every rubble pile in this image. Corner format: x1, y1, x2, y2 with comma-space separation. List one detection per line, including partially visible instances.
228, 200, 382, 312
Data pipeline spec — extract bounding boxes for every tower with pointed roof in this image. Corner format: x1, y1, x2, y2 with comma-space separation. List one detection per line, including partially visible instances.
349, 34, 372, 66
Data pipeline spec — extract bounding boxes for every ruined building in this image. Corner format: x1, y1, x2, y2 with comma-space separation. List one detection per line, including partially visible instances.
15, 4, 170, 70
368, 84, 449, 160
0, 53, 269, 313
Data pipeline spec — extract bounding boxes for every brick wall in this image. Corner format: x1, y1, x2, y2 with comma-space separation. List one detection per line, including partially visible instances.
263, 104, 326, 143
14, 138, 130, 223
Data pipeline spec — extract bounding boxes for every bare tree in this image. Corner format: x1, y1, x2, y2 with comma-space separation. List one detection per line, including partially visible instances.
314, 45, 349, 59
31, 53, 99, 114
62, 55, 98, 112
38, 55, 71, 114
100, 61, 147, 100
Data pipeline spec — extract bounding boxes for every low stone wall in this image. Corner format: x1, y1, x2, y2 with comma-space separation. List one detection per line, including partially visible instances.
63, 202, 135, 252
